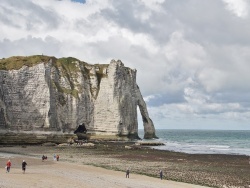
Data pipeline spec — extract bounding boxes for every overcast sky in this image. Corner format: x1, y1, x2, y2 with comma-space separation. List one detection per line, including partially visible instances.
0, 0, 250, 130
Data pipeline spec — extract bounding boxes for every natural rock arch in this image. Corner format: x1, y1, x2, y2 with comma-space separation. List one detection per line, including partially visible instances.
136, 86, 157, 139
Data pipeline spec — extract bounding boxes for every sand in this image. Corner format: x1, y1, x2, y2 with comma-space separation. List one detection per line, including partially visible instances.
0, 155, 209, 188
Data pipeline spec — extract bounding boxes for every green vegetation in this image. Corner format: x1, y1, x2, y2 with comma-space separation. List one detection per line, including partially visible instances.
52, 80, 79, 102
53, 57, 81, 99
56, 57, 80, 74
0, 55, 82, 71
0, 55, 53, 70
61, 87, 79, 98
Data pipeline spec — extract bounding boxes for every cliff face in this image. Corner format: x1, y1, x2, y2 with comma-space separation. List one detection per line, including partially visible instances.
0, 55, 157, 143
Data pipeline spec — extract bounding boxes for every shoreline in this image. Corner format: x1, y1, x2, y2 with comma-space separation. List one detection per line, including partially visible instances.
0, 142, 249, 187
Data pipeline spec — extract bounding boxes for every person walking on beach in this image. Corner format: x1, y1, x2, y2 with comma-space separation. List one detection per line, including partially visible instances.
159, 170, 163, 180
54, 154, 56, 161
22, 160, 27, 174
126, 168, 130, 178
6, 159, 11, 173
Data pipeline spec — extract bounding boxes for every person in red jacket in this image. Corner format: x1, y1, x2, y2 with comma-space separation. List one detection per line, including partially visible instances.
6, 159, 11, 173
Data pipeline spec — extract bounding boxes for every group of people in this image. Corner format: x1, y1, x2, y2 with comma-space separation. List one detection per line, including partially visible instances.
5, 159, 27, 174
126, 168, 163, 180
42, 154, 59, 161
5, 154, 60, 174
42, 155, 47, 161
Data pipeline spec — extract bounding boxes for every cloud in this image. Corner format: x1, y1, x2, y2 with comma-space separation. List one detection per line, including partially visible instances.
223, 0, 249, 18
0, 0, 250, 130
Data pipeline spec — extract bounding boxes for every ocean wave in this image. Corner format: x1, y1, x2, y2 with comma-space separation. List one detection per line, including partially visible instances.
152, 142, 250, 156
209, 148, 230, 151
206, 145, 230, 148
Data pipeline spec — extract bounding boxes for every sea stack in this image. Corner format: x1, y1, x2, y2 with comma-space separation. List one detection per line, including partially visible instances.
0, 55, 157, 144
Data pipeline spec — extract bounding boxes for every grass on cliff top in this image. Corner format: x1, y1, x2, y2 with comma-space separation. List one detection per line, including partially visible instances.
0, 55, 85, 71
0, 55, 110, 73
0, 55, 53, 70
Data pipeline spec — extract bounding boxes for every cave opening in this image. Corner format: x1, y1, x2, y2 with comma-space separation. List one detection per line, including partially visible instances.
74, 123, 88, 140
74, 123, 87, 134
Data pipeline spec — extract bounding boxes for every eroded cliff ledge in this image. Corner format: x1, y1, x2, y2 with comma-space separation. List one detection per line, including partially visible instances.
0, 55, 157, 144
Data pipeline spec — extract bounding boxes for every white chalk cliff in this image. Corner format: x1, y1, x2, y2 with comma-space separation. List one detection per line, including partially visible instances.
0, 56, 157, 144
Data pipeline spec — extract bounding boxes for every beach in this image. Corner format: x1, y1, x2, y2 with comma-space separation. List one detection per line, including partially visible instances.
0, 156, 207, 188
0, 142, 249, 188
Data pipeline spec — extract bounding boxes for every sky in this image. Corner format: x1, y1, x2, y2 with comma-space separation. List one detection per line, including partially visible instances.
0, 0, 250, 130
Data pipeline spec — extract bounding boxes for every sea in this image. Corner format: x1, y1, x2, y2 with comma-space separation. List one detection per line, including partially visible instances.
138, 129, 250, 156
